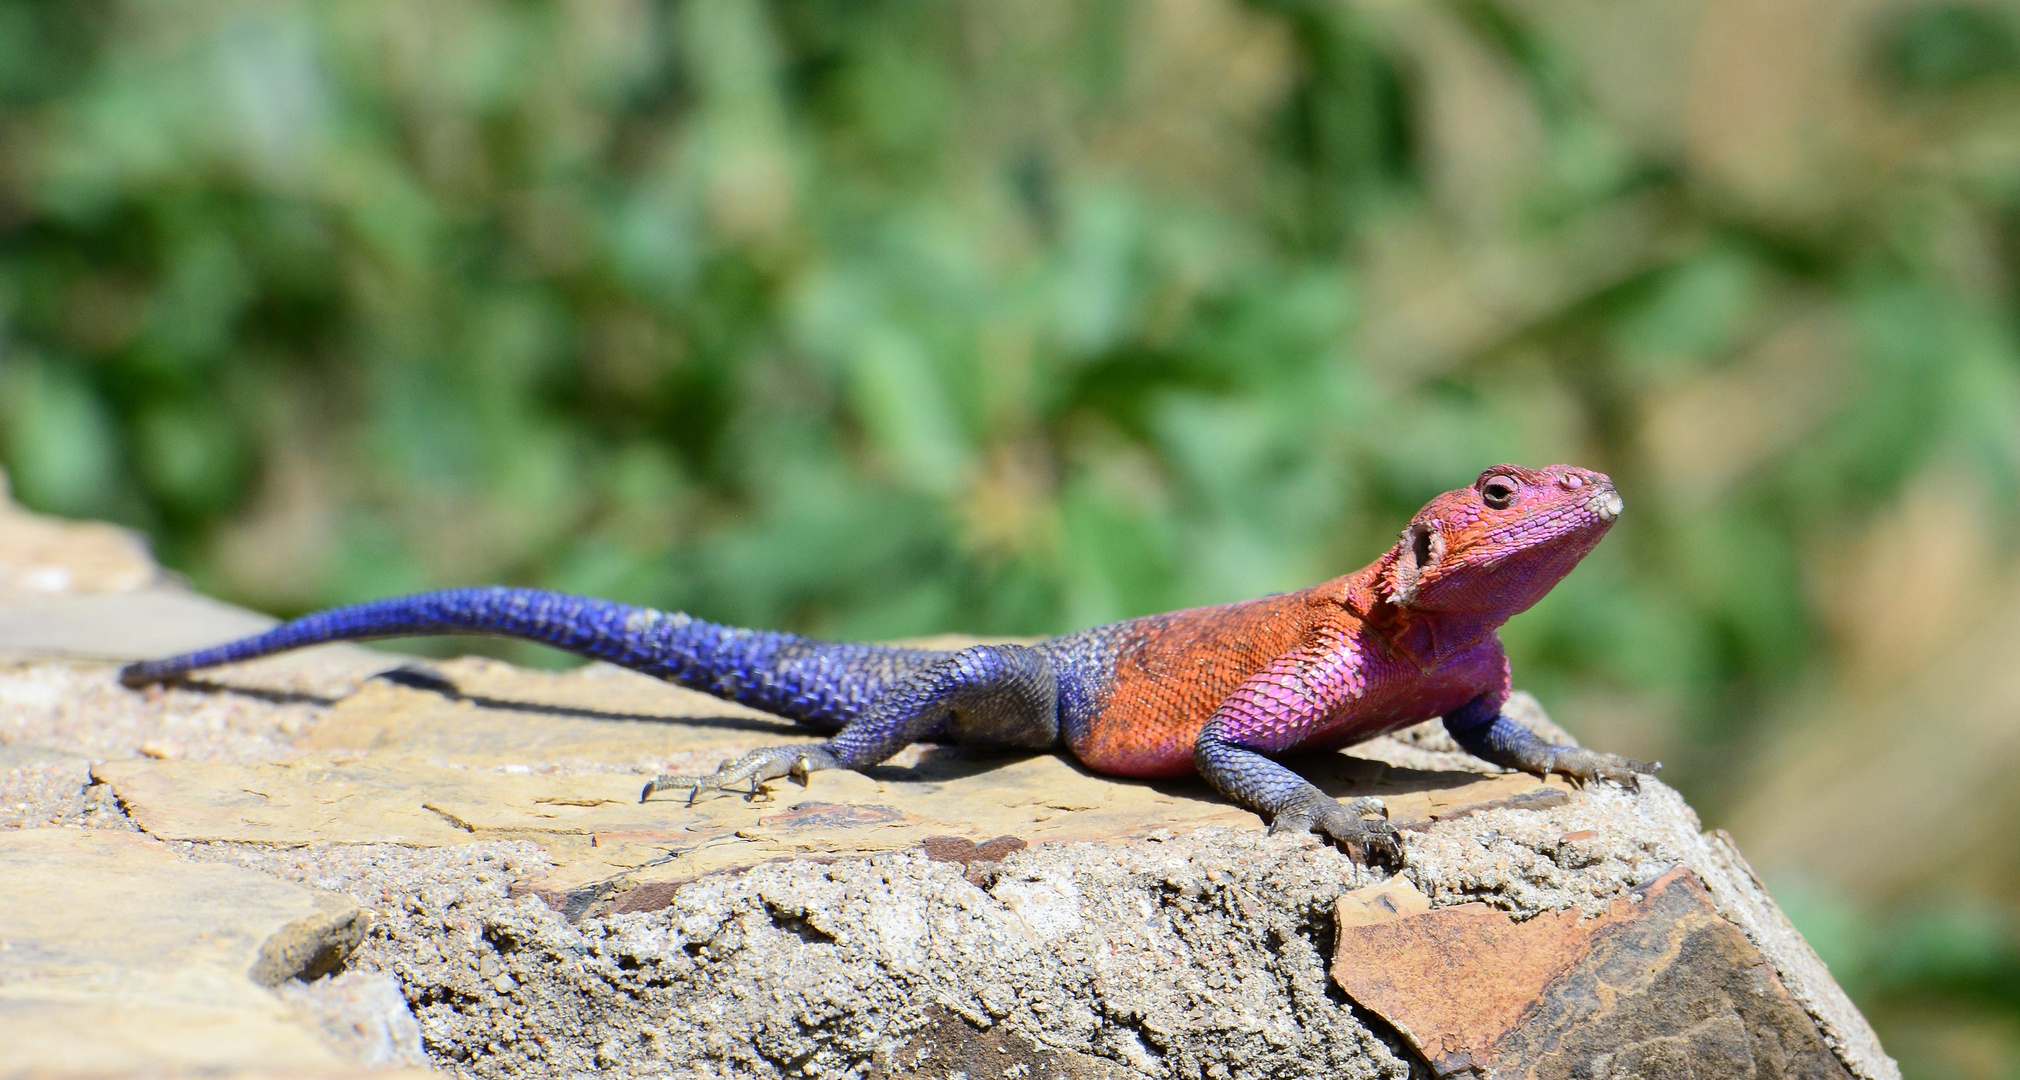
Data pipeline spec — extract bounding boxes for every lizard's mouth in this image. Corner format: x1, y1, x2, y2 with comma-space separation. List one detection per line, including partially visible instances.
1588, 486, 1623, 522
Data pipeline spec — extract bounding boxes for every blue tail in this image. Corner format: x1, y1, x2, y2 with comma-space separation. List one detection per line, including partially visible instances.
117, 587, 948, 730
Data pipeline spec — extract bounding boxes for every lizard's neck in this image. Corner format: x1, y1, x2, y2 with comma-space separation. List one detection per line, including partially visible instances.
1339, 567, 1505, 668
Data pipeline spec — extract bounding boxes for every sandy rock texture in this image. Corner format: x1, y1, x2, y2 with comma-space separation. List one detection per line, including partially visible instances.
0, 491, 1895, 1080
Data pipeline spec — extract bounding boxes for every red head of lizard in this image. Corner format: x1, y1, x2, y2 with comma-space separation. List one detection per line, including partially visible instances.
1351, 464, 1621, 651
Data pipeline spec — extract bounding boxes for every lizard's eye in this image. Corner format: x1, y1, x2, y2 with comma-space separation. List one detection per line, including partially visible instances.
1481, 475, 1519, 509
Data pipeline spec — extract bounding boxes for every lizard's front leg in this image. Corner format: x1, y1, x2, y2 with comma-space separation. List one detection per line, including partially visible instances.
641, 644, 1057, 803
1191, 648, 1401, 861
1196, 721, 1398, 860
1442, 694, 1658, 787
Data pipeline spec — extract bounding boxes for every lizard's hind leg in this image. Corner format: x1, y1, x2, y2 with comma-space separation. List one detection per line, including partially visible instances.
640, 643, 1058, 803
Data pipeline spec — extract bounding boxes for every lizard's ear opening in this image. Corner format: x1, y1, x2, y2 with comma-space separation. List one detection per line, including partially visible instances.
1384, 523, 1445, 607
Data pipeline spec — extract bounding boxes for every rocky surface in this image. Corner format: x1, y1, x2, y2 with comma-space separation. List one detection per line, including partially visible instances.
0, 825, 432, 1077
1332, 869, 1853, 1079
0, 492, 1896, 1080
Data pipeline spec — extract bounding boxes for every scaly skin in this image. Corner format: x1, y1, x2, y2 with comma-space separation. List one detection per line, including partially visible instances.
120, 464, 1655, 860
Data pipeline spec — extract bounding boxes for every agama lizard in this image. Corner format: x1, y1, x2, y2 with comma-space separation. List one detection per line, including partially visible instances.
120, 464, 1654, 858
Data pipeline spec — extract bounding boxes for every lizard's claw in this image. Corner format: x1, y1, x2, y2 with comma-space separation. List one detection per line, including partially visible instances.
1271, 795, 1401, 865
1541, 747, 1659, 791
640, 744, 842, 805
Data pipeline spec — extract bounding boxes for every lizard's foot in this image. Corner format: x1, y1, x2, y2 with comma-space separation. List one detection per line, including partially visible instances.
1269, 795, 1401, 863
640, 744, 842, 804
1538, 746, 1659, 790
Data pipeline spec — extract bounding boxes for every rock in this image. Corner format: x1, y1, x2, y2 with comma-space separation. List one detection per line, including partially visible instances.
0, 828, 430, 1078
0, 475, 388, 684
250, 906, 374, 987
90, 663, 1591, 907
276, 971, 432, 1069
0, 500, 1898, 1080
874, 1006, 1129, 1080
1331, 868, 1850, 1079
0, 475, 159, 596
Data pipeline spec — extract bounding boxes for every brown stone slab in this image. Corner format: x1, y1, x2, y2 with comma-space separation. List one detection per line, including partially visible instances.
298, 662, 802, 771
275, 659, 1575, 883
0, 829, 399, 1076
0, 477, 399, 677
90, 754, 685, 847
556, 757, 1572, 905
96, 652, 1581, 904
0, 589, 270, 660
97, 726, 1574, 909
874, 1005, 1127, 1080
0, 588, 392, 701
0, 488, 159, 596
1336, 875, 1433, 928
95, 756, 493, 846
1330, 867, 1853, 1080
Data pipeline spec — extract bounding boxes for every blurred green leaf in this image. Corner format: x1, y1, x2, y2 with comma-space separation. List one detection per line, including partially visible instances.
0, 354, 119, 516
1611, 246, 1767, 381
132, 401, 243, 513
848, 325, 971, 493
1886, 4, 2020, 92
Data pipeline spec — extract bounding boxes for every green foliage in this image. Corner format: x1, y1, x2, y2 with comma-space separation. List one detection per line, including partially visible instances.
1, 0, 2016, 782
3, 3, 2020, 1069
1887, 4, 2020, 91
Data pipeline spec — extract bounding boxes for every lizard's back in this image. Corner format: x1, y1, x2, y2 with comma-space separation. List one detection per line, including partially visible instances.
1041, 582, 1342, 777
